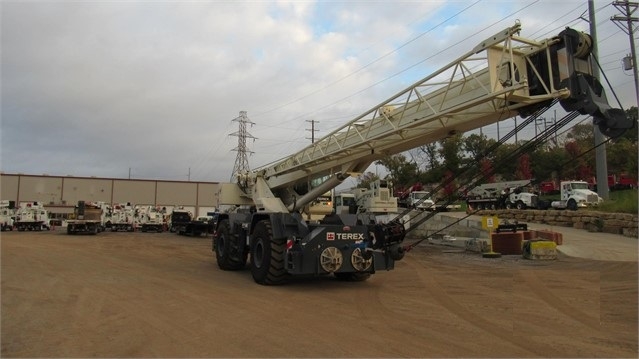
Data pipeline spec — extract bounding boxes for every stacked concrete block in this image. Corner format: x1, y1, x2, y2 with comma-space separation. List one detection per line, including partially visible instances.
522, 240, 557, 260
490, 231, 524, 255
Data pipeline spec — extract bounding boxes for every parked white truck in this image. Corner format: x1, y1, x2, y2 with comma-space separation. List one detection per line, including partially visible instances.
14, 202, 50, 231
466, 180, 538, 210
109, 203, 135, 232
135, 205, 165, 232
407, 191, 436, 211
550, 180, 603, 210
333, 180, 398, 223
0, 200, 15, 231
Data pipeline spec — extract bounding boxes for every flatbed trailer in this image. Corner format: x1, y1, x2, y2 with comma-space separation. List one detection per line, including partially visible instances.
67, 201, 103, 235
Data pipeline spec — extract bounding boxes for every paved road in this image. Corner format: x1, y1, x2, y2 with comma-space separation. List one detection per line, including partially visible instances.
438, 212, 638, 262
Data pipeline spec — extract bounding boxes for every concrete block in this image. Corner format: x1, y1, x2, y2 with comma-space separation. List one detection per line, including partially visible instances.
490, 232, 523, 255
522, 230, 536, 241
465, 238, 489, 253
522, 240, 557, 260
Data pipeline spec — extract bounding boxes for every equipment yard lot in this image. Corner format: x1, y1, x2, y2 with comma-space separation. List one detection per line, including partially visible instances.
2, 230, 637, 358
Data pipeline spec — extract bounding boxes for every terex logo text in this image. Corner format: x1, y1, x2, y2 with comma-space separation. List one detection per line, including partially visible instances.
326, 232, 365, 240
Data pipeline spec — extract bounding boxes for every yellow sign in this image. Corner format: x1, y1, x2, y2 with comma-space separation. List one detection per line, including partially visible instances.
482, 216, 499, 230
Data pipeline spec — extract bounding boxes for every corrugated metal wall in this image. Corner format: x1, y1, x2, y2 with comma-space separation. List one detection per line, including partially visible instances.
0, 173, 220, 215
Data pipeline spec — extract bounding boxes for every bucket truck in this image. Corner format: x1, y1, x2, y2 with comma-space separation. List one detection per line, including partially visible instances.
14, 202, 50, 231
213, 22, 632, 285
134, 205, 165, 232
109, 203, 135, 232
466, 179, 538, 210
0, 200, 15, 231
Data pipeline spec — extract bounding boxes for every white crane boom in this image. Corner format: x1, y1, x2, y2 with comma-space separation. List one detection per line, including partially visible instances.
223, 22, 630, 214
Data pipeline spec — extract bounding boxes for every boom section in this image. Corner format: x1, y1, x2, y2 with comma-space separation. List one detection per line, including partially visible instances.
256, 23, 567, 190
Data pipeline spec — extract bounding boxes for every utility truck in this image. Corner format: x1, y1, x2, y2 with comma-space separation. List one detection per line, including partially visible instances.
14, 202, 50, 231
397, 184, 460, 211
466, 179, 538, 210
333, 180, 398, 223
407, 191, 436, 211
550, 180, 603, 210
0, 200, 15, 231
213, 23, 631, 285
67, 201, 103, 234
109, 203, 135, 232
135, 205, 165, 232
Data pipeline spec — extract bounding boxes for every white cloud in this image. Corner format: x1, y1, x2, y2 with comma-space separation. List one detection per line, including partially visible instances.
1, 0, 634, 184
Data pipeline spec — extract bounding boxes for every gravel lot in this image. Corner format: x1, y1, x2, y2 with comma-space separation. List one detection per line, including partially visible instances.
2, 229, 637, 357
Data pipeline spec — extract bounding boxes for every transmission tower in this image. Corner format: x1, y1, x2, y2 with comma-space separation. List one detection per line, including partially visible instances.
230, 111, 256, 184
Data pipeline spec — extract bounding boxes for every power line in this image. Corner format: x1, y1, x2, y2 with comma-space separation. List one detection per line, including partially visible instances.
253, 1, 483, 118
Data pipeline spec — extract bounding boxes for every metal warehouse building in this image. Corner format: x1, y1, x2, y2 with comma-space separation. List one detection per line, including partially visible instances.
0, 173, 222, 219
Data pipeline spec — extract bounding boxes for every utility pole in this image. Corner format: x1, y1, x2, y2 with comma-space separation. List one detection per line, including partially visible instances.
230, 111, 256, 183
611, 0, 639, 107
306, 119, 319, 143
589, 0, 610, 199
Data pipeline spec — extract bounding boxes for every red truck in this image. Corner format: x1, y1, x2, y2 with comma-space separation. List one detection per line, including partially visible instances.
539, 181, 559, 195
608, 174, 637, 191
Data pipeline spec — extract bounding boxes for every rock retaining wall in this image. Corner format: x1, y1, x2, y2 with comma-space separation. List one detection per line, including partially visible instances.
476, 209, 638, 238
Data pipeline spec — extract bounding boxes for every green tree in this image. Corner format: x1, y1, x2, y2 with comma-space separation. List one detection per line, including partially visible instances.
619, 106, 638, 143
530, 146, 567, 181
607, 137, 638, 176
375, 154, 419, 191
416, 143, 440, 172
491, 143, 519, 180
438, 134, 463, 173
355, 171, 380, 189
462, 133, 497, 161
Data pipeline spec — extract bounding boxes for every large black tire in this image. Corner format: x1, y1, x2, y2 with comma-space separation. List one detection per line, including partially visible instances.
334, 272, 371, 282
215, 219, 247, 271
250, 220, 286, 285
567, 199, 578, 211
516, 201, 525, 210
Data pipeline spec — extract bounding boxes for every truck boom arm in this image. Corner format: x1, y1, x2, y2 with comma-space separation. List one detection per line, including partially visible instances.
226, 22, 630, 213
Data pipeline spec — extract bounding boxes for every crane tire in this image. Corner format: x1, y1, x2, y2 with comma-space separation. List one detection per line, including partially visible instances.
250, 220, 287, 285
215, 219, 247, 271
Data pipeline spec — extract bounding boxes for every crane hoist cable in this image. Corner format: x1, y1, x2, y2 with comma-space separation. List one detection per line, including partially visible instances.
388, 99, 558, 225
401, 109, 583, 251
402, 118, 617, 252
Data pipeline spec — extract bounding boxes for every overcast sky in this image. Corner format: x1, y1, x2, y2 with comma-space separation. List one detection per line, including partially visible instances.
1, 0, 636, 186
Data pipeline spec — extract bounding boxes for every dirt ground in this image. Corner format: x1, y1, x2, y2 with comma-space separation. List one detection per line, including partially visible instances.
1, 229, 637, 358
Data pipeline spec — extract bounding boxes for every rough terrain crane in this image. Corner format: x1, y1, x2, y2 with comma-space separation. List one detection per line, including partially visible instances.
213, 22, 632, 285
